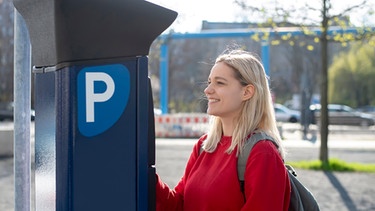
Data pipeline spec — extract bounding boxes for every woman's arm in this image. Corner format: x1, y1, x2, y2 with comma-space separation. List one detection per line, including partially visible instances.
155, 173, 184, 211
155, 136, 206, 211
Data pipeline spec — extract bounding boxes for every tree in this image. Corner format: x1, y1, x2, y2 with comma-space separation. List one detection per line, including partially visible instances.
329, 39, 375, 107
235, 0, 375, 164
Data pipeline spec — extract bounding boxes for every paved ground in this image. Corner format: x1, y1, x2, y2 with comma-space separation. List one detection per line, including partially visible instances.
1, 124, 375, 210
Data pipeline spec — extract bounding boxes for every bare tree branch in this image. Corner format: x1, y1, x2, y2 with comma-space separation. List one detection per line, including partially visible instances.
330, 0, 368, 19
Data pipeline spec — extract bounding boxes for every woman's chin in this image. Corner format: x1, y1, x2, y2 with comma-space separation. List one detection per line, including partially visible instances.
206, 109, 217, 116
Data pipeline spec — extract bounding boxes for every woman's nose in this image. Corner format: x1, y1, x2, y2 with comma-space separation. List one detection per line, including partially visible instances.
204, 84, 213, 95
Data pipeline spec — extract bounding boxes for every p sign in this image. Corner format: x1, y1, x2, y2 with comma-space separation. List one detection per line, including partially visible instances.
77, 64, 130, 137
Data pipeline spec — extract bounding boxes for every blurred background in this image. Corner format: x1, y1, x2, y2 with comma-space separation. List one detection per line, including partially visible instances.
1, 0, 375, 133
146, 0, 375, 138
146, 0, 375, 113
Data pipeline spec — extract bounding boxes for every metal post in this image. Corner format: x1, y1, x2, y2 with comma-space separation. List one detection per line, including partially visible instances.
160, 42, 169, 114
13, 9, 31, 211
261, 40, 270, 76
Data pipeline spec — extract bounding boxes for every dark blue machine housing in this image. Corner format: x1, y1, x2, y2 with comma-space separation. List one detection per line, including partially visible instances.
13, 0, 177, 210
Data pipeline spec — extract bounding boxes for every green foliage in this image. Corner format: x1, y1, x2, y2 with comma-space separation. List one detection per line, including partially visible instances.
329, 39, 375, 107
287, 158, 375, 173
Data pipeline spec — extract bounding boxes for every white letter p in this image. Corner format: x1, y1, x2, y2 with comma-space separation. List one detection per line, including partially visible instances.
85, 72, 115, 122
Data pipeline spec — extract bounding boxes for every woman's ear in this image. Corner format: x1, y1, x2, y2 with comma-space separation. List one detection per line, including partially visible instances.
243, 84, 255, 101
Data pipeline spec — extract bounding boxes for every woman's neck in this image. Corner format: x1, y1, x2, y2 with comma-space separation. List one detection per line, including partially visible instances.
221, 117, 235, 137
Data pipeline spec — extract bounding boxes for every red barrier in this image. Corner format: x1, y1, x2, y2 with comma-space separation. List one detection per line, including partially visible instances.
155, 113, 209, 138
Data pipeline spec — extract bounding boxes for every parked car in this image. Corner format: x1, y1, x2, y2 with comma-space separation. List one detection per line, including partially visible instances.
274, 103, 300, 123
0, 102, 35, 121
310, 104, 375, 127
356, 105, 375, 118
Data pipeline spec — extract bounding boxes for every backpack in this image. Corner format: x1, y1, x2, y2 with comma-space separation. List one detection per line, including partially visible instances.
237, 132, 320, 211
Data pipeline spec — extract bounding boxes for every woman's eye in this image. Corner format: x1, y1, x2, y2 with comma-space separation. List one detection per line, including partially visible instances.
207, 80, 225, 86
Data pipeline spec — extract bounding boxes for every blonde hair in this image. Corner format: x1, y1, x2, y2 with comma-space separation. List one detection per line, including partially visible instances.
202, 49, 285, 159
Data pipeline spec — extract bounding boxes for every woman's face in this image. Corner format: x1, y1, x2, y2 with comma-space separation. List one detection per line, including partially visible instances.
204, 62, 248, 120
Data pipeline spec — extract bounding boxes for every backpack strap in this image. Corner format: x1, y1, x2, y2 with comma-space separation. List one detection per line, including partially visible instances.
238, 132, 278, 181
237, 132, 279, 194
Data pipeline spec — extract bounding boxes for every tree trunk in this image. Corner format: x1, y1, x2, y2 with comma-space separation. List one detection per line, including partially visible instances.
319, 0, 329, 164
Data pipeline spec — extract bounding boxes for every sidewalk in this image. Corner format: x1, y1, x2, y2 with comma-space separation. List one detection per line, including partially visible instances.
284, 132, 375, 210
290, 168, 375, 211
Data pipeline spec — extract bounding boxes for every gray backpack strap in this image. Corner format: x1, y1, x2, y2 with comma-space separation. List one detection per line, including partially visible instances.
238, 133, 320, 209
237, 132, 277, 181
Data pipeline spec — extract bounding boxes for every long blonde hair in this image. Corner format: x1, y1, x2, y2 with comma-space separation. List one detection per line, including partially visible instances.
202, 49, 285, 159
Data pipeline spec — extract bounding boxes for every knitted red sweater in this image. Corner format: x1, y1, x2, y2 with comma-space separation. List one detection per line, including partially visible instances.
156, 135, 291, 211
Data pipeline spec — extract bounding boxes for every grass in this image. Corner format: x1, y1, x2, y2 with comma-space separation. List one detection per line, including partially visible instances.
287, 158, 375, 173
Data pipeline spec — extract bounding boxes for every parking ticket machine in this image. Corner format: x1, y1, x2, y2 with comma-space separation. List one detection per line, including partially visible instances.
13, 0, 177, 210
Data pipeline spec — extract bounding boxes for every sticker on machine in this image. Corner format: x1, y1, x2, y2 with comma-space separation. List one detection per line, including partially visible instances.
77, 64, 130, 137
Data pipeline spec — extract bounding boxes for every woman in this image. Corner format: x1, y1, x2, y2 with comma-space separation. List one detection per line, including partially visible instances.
156, 49, 291, 210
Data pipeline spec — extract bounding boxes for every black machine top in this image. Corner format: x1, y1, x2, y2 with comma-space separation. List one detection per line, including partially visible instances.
13, 0, 177, 69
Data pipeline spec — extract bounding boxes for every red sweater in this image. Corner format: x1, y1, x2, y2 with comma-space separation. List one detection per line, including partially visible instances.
156, 135, 291, 211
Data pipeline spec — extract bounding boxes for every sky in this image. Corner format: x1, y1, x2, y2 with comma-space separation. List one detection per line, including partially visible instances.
147, 0, 375, 33
147, 0, 242, 32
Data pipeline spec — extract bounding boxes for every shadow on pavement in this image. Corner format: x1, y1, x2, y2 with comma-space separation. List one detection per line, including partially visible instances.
324, 171, 357, 211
